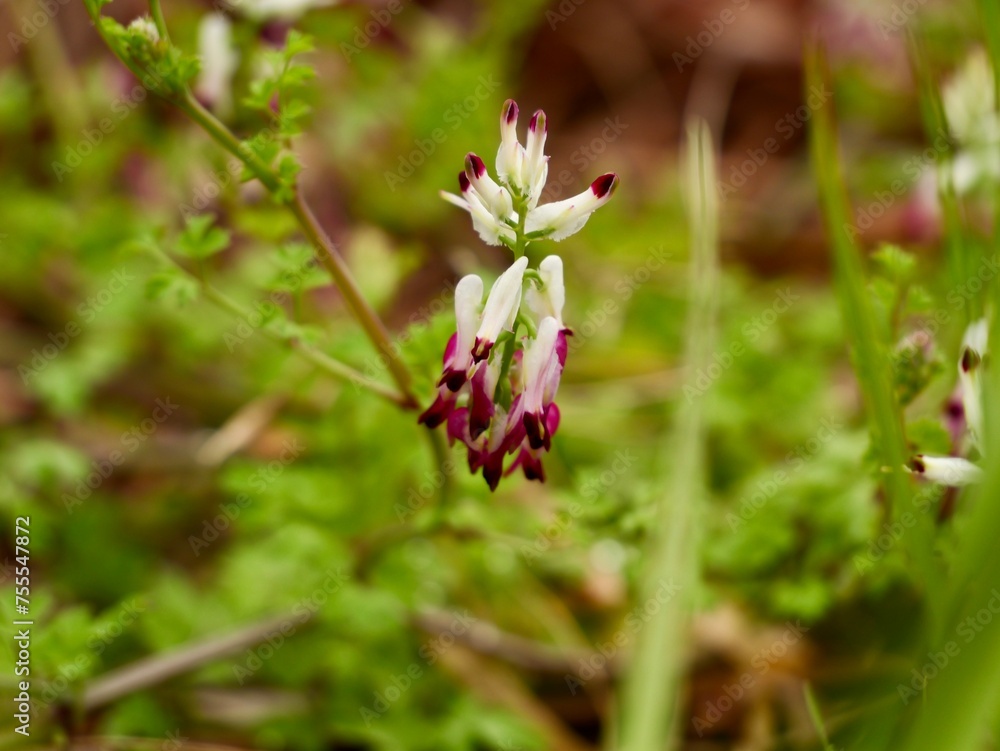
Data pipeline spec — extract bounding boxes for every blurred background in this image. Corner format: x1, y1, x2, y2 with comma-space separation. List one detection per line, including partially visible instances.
0, 0, 992, 748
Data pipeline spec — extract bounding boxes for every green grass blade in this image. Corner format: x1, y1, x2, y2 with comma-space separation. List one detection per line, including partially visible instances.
615, 118, 719, 751
806, 44, 914, 533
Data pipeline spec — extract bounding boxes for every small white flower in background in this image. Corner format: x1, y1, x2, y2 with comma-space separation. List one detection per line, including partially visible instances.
943, 49, 1000, 194
441, 99, 618, 248
127, 16, 160, 43
196, 13, 238, 118
224, 0, 335, 22
912, 318, 989, 486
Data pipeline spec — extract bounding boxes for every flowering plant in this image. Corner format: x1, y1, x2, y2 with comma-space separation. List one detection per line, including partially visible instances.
420, 100, 618, 489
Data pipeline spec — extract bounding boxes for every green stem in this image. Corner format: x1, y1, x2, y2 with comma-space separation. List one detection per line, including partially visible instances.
157, 250, 410, 406
177, 93, 418, 408
147, 0, 171, 45
288, 191, 418, 407
179, 92, 282, 192
616, 119, 718, 751
513, 198, 528, 258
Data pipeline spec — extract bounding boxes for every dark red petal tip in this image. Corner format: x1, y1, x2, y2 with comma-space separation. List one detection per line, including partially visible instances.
465, 153, 487, 178
458, 172, 471, 192
591, 173, 618, 199
438, 369, 467, 392
962, 347, 981, 373
910, 456, 926, 473
502, 99, 518, 124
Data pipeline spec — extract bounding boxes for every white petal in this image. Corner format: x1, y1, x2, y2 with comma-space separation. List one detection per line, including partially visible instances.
465, 154, 513, 218
496, 100, 524, 188
454, 275, 484, 357
524, 255, 565, 326
523, 316, 560, 414
523, 110, 549, 206
959, 318, 989, 449
477, 257, 528, 344
525, 174, 618, 242
913, 455, 983, 486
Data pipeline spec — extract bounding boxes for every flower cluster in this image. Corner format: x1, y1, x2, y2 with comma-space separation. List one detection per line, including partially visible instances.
440, 99, 618, 249
421, 100, 618, 490
911, 318, 988, 486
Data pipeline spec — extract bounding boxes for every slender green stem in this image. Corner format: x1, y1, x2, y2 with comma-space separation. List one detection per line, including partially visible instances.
288, 192, 418, 407
179, 92, 282, 192
155, 249, 410, 406
513, 198, 529, 258
147, 0, 171, 44
616, 118, 718, 751
176, 93, 418, 407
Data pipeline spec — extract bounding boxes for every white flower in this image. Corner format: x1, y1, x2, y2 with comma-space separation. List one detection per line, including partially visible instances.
912, 318, 989, 486
943, 49, 1000, 193
442, 100, 618, 248
911, 455, 983, 486
959, 317, 988, 449
473, 257, 528, 362
524, 255, 565, 327
127, 16, 160, 43
196, 13, 238, 117
524, 174, 618, 242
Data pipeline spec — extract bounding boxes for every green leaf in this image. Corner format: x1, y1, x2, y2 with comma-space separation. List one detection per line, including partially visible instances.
145, 269, 199, 306
176, 214, 230, 259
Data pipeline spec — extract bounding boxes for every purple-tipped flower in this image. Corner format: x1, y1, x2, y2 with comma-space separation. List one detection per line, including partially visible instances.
911, 318, 989, 487
440, 172, 515, 247
525, 173, 619, 242
471, 257, 527, 362
443, 99, 619, 248
521, 317, 565, 451
424, 98, 617, 489
420, 262, 569, 491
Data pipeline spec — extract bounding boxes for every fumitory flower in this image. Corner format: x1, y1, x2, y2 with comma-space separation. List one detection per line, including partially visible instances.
911, 318, 988, 486
422, 99, 618, 490
441, 100, 619, 248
